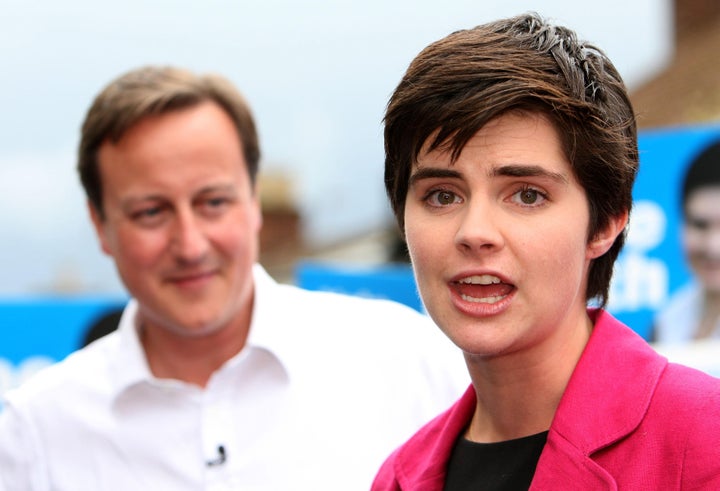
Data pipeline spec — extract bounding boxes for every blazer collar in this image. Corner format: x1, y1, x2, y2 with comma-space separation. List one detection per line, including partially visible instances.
393, 385, 475, 489
392, 310, 668, 490
532, 309, 668, 488
549, 309, 667, 453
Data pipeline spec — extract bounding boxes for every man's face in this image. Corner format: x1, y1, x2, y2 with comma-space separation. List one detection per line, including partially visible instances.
90, 101, 262, 338
683, 186, 720, 293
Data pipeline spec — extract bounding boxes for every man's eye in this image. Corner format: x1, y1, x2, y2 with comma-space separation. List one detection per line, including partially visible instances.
199, 197, 232, 214
128, 205, 166, 226
134, 207, 162, 219
206, 197, 229, 207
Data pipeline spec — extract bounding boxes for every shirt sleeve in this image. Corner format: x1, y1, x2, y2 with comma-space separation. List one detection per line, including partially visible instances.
0, 400, 47, 491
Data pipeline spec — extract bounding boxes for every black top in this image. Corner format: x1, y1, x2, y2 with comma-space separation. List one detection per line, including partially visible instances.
444, 431, 548, 491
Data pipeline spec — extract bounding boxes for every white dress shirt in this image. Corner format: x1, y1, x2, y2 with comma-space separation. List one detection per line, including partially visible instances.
0, 265, 467, 490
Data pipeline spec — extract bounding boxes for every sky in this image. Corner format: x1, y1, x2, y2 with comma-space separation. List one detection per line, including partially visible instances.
0, 0, 672, 295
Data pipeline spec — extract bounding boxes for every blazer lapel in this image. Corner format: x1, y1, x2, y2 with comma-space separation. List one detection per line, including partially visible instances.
531, 310, 667, 488
531, 431, 617, 489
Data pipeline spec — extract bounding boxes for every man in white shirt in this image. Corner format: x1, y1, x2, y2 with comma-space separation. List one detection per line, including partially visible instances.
0, 66, 466, 490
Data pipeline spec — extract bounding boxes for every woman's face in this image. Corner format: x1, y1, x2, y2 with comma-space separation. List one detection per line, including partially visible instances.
683, 186, 720, 293
403, 111, 623, 360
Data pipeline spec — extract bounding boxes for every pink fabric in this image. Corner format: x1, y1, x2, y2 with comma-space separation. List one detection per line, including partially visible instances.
372, 310, 720, 490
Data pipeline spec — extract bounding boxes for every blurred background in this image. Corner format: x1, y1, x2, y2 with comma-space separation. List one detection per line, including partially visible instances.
0, 0, 679, 292
1, 0, 720, 390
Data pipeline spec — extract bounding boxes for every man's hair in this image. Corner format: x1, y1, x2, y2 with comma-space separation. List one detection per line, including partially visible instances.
384, 12, 638, 307
78, 65, 260, 218
682, 139, 720, 213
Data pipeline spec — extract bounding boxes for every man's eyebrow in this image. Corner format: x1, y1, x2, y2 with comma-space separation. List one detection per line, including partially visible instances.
120, 194, 162, 207
120, 183, 238, 206
491, 164, 568, 184
408, 168, 462, 187
196, 183, 238, 194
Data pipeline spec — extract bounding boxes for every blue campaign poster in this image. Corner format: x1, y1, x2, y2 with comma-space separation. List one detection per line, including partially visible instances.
609, 123, 720, 339
0, 296, 126, 400
296, 261, 424, 312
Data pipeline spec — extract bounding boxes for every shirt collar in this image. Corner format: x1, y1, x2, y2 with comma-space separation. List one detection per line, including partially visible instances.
244, 263, 295, 373
106, 264, 292, 398
107, 299, 155, 393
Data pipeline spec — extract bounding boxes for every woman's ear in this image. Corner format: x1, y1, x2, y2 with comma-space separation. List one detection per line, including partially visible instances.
587, 210, 629, 259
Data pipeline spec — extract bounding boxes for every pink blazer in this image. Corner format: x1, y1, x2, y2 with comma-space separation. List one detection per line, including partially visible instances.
372, 310, 720, 490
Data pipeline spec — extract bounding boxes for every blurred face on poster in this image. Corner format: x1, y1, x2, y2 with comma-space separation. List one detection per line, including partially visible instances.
683, 186, 720, 293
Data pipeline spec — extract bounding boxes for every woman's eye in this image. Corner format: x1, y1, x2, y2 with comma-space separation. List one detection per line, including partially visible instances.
427, 190, 460, 207
512, 187, 546, 206
687, 217, 710, 232
520, 189, 539, 204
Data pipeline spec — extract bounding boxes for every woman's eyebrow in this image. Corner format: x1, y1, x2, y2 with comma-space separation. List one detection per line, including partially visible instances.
491, 164, 568, 184
408, 168, 462, 187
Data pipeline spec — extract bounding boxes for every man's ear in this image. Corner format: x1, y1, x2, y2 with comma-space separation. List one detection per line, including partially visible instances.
587, 210, 629, 259
88, 201, 112, 256
249, 180, 264, 234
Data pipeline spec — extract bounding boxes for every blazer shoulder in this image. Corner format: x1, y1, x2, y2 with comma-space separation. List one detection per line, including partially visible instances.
650, 362, 720, 432
657, 362, 720, 402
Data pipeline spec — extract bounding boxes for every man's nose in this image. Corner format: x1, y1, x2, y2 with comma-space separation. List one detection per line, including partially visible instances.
170, 210, 209, 263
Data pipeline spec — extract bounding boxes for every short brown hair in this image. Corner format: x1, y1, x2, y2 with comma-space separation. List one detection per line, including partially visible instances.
384, 12, 638, 307
78, 65, 260, 217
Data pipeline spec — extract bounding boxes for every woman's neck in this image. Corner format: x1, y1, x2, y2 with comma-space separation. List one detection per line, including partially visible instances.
463, 314, 592, 443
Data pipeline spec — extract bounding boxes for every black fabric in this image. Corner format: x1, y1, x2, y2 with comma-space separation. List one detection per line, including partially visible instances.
444, 431, 548, 491
80, 307, 124, 348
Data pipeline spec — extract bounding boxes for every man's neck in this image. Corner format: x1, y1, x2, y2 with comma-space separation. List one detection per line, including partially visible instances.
140, 314, 252, 388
